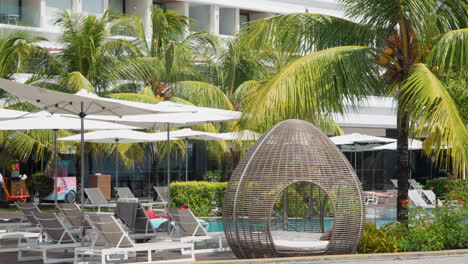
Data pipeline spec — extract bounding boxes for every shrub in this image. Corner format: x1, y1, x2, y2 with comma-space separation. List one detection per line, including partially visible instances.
446, 180, 468, 203
386, 206, 468, 251
26, 172, 54, 198
424, 179, 463, 198
202, 170, 222, 182
170, 181, 227, 216
357, 221, 399, 253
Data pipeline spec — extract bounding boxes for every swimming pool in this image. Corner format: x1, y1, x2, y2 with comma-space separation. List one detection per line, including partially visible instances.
202, 208, 397, 232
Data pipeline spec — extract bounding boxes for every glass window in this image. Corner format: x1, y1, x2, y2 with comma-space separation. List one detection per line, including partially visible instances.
240, 13, 249, 28
46, 0, 71, 16
0, 0, 20, 15
83, 0, 103, 15
109, 0, 125, 15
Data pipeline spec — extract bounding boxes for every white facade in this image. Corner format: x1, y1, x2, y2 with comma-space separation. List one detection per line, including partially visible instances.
0, 0, 342, 42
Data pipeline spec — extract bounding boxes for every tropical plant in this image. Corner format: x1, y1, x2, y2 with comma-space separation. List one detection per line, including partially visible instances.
357, 221, 399, 253
237, 0, 468, 220
0, 29, 46, 97
35, 10, 133, 95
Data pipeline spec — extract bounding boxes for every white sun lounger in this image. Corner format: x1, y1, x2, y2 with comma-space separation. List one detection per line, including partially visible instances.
74, 213, 194, 263
168, 208, 229, 253
18, 211, 80, 263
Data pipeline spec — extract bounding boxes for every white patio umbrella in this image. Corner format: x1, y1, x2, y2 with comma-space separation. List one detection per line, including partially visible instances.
329, 133, 396, 145
0, 78, 193, 244
83, 107, 241, 188
169, 129, 224, 181
216, 130, 262, 141
0, 108, 29, 120
329, 133, 397, 175
371, 139, 423, 151
58, 130, 177, 189
0, 111, 139, 207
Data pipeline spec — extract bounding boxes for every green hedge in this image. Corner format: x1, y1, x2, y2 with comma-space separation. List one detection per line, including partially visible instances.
170, 181, 227, 217
424, 179, 463, 198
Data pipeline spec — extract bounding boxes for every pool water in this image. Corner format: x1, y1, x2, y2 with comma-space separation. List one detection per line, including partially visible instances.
202, 208, 397, 232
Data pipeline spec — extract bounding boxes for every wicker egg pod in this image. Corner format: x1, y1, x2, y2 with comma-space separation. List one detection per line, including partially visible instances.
222, 119, 365, 258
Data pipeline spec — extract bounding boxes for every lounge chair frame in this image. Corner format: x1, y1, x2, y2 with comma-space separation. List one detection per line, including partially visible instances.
75, 214, 194, 264
168, 208, 228, 253
18, 211, 80, 263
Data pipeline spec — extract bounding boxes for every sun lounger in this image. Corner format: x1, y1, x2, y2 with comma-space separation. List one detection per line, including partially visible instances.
14, 202, 42, 232
168, 208, 229, 253
154, 186, 170, 207
409, 179, 423, 190
57, 203, 92, 230
18, 211, 80, 263
115, 199, 159, 239
0, 231, 40, 253
408, 190, 435, 209
84, 188, 117, 212
74, 213, 194, 263
115, 187, 164, 209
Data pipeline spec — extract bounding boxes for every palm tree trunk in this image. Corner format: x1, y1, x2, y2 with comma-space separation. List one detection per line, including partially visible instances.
397, 104, 410, 221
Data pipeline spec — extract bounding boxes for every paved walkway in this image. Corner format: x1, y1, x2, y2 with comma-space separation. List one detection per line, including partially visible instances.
0, 249, 466, 263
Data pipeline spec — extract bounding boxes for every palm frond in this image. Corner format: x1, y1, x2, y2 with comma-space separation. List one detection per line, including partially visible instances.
239, 12, 383, 54
108, 93, 161, 104
240, 46, 381, 129
63, 71, 94, 93
172, 81, 234, 110
428, 28, 468, 80
396, 63, 468, 174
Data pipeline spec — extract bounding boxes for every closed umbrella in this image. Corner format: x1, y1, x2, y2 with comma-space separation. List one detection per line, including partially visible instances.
58, 130, 177, 189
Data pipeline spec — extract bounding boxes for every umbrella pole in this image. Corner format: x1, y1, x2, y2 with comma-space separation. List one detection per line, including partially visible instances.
53, 129, 58, 208
185, 138, 188, 182
79, 102, 86, 246
115, 139, 119, 190
166, 123, 170, 187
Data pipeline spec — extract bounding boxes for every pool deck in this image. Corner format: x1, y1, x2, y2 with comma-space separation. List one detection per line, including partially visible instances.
0, 249, 467, 263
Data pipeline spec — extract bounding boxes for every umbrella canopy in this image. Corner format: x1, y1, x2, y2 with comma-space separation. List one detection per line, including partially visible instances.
58, 129, 176, 143
371, 139, 423, 151
0, 108, 29, 120
216, 130, 262, 141
329, 133, 396, 145
0, 111, 140, 130
0, 78, 194, 116
169, 128, 224, 141
83, 107, 240, 129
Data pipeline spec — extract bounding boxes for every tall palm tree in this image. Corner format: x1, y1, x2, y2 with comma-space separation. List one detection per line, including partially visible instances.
237, 0, 467, 220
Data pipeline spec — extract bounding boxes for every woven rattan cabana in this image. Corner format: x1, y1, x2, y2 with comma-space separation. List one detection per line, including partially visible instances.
222, 119, 365, 258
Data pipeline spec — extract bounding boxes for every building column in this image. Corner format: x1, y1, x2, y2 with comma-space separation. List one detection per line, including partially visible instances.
209, 5, 219, 35
234, 8, 240, 32
103, 0, 109, 11
39, 0, 47, 27
72, 0, 82, 14
125, 0, 152, 39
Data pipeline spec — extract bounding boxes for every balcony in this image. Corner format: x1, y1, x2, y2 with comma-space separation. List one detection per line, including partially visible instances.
0, 0, 40, 27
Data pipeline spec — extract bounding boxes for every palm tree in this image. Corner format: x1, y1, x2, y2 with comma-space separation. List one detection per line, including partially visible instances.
35, 10, 134, 95
237, 0, 467, 220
